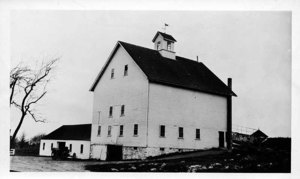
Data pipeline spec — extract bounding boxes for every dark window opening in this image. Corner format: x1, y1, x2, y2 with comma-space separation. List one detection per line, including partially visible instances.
134, 124, 138, 136
80, 144, 83, 154
43, 143, 45, 150
167, 41, 171, 51
160, 148, 164, 152
108, 126, 112, 136
51, 143, 53, 149
121, 105, 125, 116
69, 144, 72, 152
111, 68, 114, 79
133, 147, 138, 150
109, 106, 113, 117
196, 129, 200, 140
97, 126, 101, 136
160, 125, 165, 137
120, 125, 124, 136
156, 41, 161, 50
124, 65, 128, 76
179, 127, 184, 138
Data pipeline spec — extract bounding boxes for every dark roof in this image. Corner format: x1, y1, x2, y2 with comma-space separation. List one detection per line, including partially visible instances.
251, 129, 268, 138
90, 41, 236, 97
42, 124, 91, 141
152, 31, 177, 42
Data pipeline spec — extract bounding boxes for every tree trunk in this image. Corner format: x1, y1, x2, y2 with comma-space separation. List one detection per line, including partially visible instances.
10, 112, 26, 148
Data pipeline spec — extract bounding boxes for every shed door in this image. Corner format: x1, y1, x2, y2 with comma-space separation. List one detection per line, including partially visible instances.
219, 131, 225, 148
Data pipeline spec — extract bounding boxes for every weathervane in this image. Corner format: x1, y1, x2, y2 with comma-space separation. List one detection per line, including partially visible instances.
162, 23, 169, 33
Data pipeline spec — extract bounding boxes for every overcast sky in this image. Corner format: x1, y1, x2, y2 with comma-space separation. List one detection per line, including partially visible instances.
10, 11, 291, 139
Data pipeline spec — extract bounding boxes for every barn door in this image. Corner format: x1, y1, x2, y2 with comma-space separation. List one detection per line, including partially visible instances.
219, 131, 225, 148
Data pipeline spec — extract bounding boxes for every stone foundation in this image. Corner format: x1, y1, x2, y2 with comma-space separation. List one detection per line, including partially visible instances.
123, 146, 147, 160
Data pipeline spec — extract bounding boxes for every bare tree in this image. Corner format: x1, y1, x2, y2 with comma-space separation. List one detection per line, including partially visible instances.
10, 58, 59, 146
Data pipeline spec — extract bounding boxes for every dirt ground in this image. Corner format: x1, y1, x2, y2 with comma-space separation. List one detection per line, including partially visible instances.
10, 156, 101, 172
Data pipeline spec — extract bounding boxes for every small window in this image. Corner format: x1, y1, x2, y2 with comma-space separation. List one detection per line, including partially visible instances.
120, 125, 124, 136
133, 147, 138, 150
80, 144, 83, 154
111, 68, 114, 79
160, 125, 165, 137
134, 124, 138, 136
167, 41, 171, 51
108, 126, 112, 136
160, 148, 164, 152
109, 106, 113, 117
51, 143, 53, 149
124, 65, 128, 76
121, 105, 125, 116
156, 41, 161, 50
196, 129, 200, 140
97, 126, 101, 136
43, 143, 45, 150
178, 127, 184, 138
69, 144, 72, 152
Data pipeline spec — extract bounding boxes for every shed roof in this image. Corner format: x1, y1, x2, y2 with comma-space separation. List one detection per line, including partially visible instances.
152, 31, 177, 42
42, 124, 91, 141
90, 41, 236, 97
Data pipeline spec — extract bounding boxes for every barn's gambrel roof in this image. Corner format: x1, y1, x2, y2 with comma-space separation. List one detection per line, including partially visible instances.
90, 41, 236, 97
42, 124, 91, 141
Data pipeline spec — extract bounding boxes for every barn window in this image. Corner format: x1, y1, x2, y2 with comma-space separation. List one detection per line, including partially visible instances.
80, 144, 83, 154
109, 106, 113, 117
160, 125, 165, 137
133, 124, 138, 136
108, 126, 112, 136
43, 143, 45, 150
51, 143, 53, 149
133, 147, 138, 150
156, 41, 161, 50
119, 125, 124, 136
167, 41, 171, 51
111, 68, 114, 79
97, 126, 101, 136
160, 148, 165, 152
121, 105, 125, 116
196, 129, 200, 140
69, 144, 72, 152
124, 65, 128, 76
178, 127, 184, 139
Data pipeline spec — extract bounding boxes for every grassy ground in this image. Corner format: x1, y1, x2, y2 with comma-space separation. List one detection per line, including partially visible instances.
85, 146, 291, 172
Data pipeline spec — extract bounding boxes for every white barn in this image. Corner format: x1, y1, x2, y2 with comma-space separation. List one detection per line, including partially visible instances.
89, 31, 236, 160
39, 124, 91, 159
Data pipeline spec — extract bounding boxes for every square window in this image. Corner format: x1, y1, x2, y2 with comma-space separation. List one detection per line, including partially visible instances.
134, 124, 138, 136
178, 127, 184, 138
160, 148, 164, 152
160, 125, 165, 137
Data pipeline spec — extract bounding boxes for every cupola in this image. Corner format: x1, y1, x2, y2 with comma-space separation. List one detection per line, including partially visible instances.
152, 31, 177, 60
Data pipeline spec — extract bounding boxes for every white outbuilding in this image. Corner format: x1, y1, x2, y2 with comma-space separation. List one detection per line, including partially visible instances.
89, 31, 237, 160
39, 124, 91, 159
